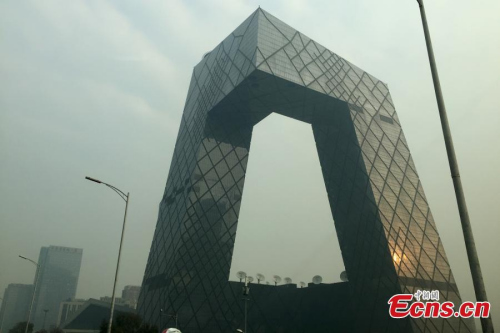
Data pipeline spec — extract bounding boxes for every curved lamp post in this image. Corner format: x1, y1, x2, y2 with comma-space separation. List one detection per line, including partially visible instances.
85, 176, 129, 333
19, 255, 40, 333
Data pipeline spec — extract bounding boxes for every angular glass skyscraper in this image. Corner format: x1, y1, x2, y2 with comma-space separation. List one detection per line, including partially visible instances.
138, 8, 474, 332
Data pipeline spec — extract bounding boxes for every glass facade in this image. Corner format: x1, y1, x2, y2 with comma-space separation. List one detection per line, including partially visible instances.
138, 8, 475, 332
0, 284, 33, 333
32, 246, 83, 330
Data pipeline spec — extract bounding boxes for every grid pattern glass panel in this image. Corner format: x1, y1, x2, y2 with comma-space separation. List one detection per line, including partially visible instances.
137, 8, 475, 333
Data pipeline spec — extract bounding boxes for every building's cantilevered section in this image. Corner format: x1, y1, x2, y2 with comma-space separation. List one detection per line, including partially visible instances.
138, 8, 474, 332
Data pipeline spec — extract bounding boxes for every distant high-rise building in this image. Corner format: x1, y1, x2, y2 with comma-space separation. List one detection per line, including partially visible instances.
32, 246, 83, 330
0, 284, 33, 333
99, 286, 141, 310
121, 286, 141, 308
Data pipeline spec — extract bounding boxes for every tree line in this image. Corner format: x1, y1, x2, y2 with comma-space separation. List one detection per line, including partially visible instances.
7, 313, 158, 333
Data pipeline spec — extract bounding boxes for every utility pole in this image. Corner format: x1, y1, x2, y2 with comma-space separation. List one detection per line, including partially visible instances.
415, 1, 493, 332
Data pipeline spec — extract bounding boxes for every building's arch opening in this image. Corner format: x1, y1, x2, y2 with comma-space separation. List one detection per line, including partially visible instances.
229, 113, 345, 285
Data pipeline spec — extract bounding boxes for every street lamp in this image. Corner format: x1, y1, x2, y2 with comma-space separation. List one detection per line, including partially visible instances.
160, 309, 178, 329
241, 277, 251, 333
19, 255, 40, 333
415, 1, 493, 332
85, 176, 130, 333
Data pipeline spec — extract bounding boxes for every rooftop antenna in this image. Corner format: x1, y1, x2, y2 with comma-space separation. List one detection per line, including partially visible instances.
312, 275, 323, 285
236, 271, 247, 283
299, 282, 306, 288
256, 273, 265, 284
284, 277, 292, 285
272, 275, 281, 286
246, 276, 254, 283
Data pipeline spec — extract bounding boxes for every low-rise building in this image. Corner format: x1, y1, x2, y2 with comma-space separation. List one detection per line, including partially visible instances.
57, 299, 86, 327
61, 299, 135, 333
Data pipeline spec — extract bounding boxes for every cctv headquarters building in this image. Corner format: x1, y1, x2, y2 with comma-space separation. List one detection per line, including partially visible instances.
138, 8, 475, 333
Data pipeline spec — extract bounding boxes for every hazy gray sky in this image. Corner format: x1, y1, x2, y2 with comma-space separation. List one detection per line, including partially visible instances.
1, 0, 499, 329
